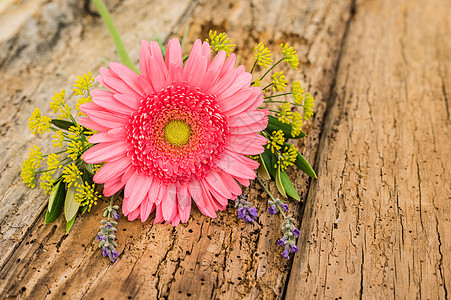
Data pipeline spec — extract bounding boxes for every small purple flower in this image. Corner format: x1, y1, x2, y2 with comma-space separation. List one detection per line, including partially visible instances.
282, 203, 289, 212
268, 206, 277, 215
290, 245, 299, 253
292, 228, 300, 237
98, 201, 120, 263
277, 238, 285, 246
248, 207, 258, 218
102, 248, 110, 257
235, 195, 258, 223
282, 249, 290, 259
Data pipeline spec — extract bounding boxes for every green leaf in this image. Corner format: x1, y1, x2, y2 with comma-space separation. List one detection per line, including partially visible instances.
51, 119, 74, 131
275, 166, 287, 198
280, 171, 301, 201
261, 148, 276, 177
257, 154, 271, 180
294, 150, 317, 178
85, 163, 95, 175
64, 178, 82, 222
266, 115, 306, 139
45, 181, 66, 224
80, 205, 88, 214
65, 214, 76, 234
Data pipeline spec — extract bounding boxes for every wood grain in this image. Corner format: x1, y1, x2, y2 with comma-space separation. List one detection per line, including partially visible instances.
0, 0, 354, 299
286, 0, 451, 299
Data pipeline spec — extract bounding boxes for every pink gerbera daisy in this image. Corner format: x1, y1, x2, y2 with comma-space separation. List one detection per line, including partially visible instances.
80, 38, 268, 225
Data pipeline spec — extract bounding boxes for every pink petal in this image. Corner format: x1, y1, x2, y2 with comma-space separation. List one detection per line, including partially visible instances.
108, 127, 126, 138
140, 198, 155, 222
91, 89, 134, 115
125, 173, 153, 213
225, 133, 266, 155
219, 87, 263, 116
79, 116, 110, 132
216, 149, 257, 179
205, 172, 232, 199
88, 131, 118, 144
121, 164, 135, 183
109, 62, 144, 96
235, 176, 250, 186
82, 141, 129, 163
217, 89, 252, 112
219, 171, 242, 196
188, 180, 216, 218
127, 206, 141, 221
154, 204, 164, 224
178, 183, 191, 223
147, 180, 161, 204
162, 183, 177, 221
219, 53, 236, 78
229, 117, 267, 134
216, 67, 251, 99
207, 50, 226, 84
103, 177, 125, 197
113, 93, 141, 110
100, 73, 142, 100
206, 186, 228, 206
165, 38, 183, 70
156, 182, 167, 205
137, 75, 154, 96
83, 104, 128, 129
229, 111, 266, 127
170, 214, 181, 226
140, 40, 167, 92
94, 155, 131, 183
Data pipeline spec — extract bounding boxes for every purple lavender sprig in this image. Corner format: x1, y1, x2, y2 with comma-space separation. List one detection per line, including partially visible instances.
235, 195, 258, 223
97, 195, 120, 262
277, 215, 300, 258
257, 177, 300, 259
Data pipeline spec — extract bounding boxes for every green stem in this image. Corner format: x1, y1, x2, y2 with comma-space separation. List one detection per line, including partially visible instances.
257, 176, 287, 218
250, 60, 257, 74
264, 93, 292, 100
257, 176, 277, 201
260, 58, 283, 81
91, 0, 138, 72
262, 83, 273, 91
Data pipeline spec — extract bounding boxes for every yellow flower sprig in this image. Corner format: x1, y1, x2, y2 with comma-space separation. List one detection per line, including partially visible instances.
73, 72, 94, 96
75, 181, 100, 212
280, 43, 299, 70
276, 144, 298, 172
206, 31, 236, 56
50, 90, 72, 120
254, 42, 273, 70
28, 108, 51, 135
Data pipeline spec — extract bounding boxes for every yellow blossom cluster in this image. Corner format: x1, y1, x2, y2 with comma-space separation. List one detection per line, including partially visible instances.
73, 72, 94, 96
75, 181, 99, 212
207, 30, 235, 56
276, 144, 298, 172
28, 108, 51, 135
254, 42, 273, 68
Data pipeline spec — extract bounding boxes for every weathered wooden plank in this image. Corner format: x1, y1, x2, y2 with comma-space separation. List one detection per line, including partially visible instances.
286, 0, 451, 298
0, 0, 354, 298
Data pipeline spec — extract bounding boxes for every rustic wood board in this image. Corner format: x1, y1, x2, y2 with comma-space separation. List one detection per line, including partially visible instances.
0, 0, 353, 299
285, 0, 451, 299
1, 0, 448, 299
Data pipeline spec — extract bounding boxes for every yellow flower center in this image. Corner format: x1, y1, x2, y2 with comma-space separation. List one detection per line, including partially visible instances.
164, 120, 191, 146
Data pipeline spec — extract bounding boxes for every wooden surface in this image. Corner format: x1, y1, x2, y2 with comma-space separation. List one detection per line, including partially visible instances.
0, 0, 449, 299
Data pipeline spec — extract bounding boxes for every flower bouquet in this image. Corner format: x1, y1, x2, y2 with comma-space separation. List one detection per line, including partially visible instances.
21, 0, 316, 262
